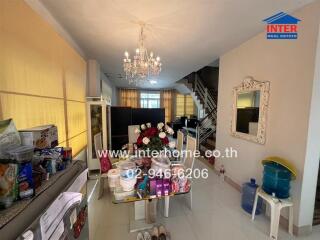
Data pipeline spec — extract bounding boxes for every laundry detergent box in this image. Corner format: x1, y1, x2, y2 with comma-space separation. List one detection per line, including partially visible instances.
19, 125, 58, 149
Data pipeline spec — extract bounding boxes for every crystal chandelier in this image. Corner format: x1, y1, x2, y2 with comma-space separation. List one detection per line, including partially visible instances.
123, 24, 162, 85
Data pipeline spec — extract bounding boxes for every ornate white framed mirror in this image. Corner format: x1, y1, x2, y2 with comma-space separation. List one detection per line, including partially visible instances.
231, 77, 270, 144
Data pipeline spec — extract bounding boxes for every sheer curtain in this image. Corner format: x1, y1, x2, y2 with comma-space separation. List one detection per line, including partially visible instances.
119, 89, 139, 107
161, 90, 173, 123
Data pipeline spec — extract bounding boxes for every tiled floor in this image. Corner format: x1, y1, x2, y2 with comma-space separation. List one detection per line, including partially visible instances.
87, 160, 320, 240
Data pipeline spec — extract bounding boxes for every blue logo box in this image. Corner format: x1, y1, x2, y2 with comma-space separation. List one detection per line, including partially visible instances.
267, 33, 298, 39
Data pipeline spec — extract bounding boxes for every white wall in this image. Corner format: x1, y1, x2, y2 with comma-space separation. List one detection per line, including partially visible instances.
299, 23, 320, 227
87, 59, 118, 105
215, 2, 320, 228
87, 59, 101, 97
101, 71, 118, 105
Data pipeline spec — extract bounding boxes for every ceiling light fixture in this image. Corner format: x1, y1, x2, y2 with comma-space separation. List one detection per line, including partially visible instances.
123, 23, 162, 86
149, 80, 157, 84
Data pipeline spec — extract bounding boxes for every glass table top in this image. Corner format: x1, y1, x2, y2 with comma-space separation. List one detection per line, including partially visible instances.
112, 186, 190, 204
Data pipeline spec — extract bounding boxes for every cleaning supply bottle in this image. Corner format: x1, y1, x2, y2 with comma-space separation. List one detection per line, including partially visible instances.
219, 165, 225, 181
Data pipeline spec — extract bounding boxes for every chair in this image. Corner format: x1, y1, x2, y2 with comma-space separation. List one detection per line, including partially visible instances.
184, 135, 197, 170
127, 125, 139, 153
170, 130, 184, 164
252, 188, 293, 240
128, 125, 140, 143
164, 135, 197, 217
94, 133, 108, 199
176, 130, 184, 160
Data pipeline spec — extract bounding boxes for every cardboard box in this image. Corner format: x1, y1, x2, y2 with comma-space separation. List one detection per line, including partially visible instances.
19, 125, 58, 149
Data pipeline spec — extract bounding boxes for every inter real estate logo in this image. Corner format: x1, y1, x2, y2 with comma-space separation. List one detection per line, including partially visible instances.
263, 12, 301, 39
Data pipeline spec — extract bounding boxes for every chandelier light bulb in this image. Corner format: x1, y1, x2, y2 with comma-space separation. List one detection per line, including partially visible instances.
123, 25, 162, 86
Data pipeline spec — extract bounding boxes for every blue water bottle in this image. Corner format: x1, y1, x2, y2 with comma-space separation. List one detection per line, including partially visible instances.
241, 178, 262, 215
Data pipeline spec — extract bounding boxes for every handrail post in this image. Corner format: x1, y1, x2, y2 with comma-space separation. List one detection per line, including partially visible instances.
204, 88, 208, 111
196, 124, 200, 150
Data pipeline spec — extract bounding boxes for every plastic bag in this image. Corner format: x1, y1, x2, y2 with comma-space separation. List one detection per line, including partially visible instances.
0, 162, 18, 209
0, 119, 21, 159
100, 154, 111, 174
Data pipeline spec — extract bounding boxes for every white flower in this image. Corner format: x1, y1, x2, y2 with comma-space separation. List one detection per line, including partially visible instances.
159, 132, 166, 139
166, 127, 174, 135
134, 128, 141, 134
141, 124, 146, 130
146, 122, 151, 128
169, 141, 176, 148
142, 137, 150, 145
157, 122, 164, 130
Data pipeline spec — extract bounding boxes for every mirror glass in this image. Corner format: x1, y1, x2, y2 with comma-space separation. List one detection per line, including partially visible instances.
236, 90, 260, 136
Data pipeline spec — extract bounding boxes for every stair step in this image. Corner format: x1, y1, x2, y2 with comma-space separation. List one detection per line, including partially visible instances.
314, 208, 320, 225
313, 182, 320, 225
200, 142, 215, 151
207, 133, 216, 139
206, 138, 216, 146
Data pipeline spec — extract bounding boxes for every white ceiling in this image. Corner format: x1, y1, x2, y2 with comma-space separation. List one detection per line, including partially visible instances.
39, 0, 313, 88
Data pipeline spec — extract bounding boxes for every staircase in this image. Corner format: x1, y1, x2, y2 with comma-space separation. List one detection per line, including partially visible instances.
183, 72, 218, 155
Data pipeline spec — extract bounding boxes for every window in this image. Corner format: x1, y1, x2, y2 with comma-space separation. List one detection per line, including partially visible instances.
140, 91, 160, 108
176, 94, 185, 117
185, 95, 195, 116
176, 94, 195, 118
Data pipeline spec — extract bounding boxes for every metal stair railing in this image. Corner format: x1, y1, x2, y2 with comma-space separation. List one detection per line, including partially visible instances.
196, 108, 217, 148
194, 73, 216, 114
186, 72, 218, 149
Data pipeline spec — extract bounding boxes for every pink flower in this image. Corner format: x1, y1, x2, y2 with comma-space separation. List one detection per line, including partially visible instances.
142, 137, 150, 145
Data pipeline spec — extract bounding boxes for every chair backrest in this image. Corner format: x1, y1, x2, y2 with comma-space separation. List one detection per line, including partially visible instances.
94, 132, 102, 160
184, 135, 197, 170
177, 130, 184, 153
128, 125, 140, 143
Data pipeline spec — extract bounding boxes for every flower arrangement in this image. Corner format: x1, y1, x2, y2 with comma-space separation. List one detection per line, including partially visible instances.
135, 122, 175, 151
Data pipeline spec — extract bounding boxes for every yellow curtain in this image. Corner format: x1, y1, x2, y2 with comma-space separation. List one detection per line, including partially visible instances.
161, 90, 173, 123
119, 89, 139, 107
0, 1, 87, 156
175, 94, 195, 118
185, 95, 195, 117
175, 93, 185, 118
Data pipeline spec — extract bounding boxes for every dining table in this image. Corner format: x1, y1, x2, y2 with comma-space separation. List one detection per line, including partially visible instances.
110, 156, 191, 232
